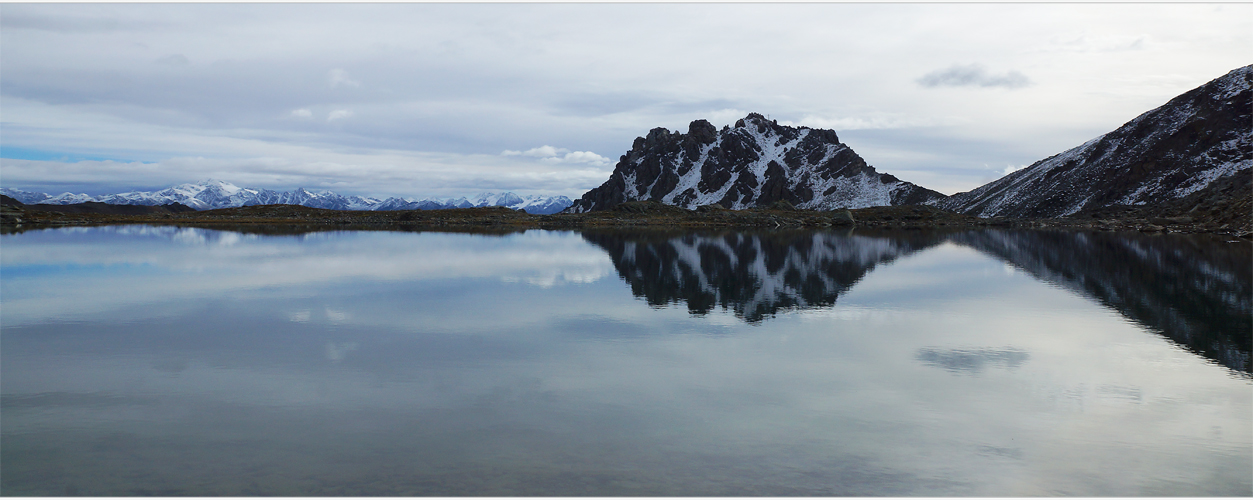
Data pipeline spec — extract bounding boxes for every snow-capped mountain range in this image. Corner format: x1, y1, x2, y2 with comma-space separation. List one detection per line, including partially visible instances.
932, 65, 1251, 218
0, 180, 574, 215
566, 113, 944, 213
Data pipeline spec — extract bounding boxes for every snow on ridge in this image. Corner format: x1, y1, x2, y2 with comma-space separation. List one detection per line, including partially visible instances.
934, 65, 1251, 218
1, 180, 573, 214
568, 113, 942, 213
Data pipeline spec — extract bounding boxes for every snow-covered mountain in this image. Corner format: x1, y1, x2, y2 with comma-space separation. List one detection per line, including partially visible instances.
581, 230, 945, 322
933, 65, 1252, 219
566, 113, 945, 213
0, 180, 573, 214
1, 188, 96, 205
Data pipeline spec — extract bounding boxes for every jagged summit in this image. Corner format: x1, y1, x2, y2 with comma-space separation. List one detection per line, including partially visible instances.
566, 113, 944, 213
933, 65, 1252, 222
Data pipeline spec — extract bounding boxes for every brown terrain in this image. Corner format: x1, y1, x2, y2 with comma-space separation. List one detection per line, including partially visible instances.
3, 194, 1249, 238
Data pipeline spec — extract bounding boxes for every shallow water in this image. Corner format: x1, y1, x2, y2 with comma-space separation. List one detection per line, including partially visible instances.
2, 226, 1249, 496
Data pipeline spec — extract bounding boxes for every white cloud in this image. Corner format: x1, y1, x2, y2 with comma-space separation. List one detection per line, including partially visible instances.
328, 68, 360, 88
1002, 164, 1028, 175
327, 109, 353, 121
782, 114, 970, 131
545, 151, 611, 166
290, 108, 313, 119
520, 145, 565, 158
502, 146, 611, 167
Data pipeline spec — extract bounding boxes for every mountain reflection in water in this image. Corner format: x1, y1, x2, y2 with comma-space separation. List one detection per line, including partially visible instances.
584, 229, 1251, 375
582, 230, 945, 323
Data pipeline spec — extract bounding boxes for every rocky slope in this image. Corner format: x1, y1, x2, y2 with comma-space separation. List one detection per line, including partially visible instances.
1, 180, 573, 215
566, 113, 944, 213
933, 65, 1252, 224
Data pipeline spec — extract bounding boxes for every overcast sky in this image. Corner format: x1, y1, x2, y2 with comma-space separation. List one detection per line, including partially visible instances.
1, 3, 1249, 199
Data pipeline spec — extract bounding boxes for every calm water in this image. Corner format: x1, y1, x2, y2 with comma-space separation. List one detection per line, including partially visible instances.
1, 226, 1249, 496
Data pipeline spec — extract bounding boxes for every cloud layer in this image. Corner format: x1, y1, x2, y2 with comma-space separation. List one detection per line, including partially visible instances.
0, 3, 1249, 197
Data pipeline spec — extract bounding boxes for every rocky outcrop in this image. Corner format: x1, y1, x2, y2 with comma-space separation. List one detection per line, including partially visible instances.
567, 113, 944, 213
933, 65, 1252, 225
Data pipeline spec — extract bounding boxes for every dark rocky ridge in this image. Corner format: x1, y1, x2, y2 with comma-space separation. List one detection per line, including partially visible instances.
933, 65, 1252, 233
1, 195, 195, 224
567, 113, 944, 213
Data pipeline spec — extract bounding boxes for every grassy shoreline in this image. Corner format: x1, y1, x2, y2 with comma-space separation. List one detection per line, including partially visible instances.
3, 200, 1249, 239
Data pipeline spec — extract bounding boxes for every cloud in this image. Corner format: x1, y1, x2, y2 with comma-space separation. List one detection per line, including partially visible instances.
1002, 164, 1028, 175
328, 68, 360, 88
782, 114, 969, 131
917, 64, 1032, 89
1047, 33, 1149, 53
327, 109, 353, 121
502, 146, 610, 166
2, 4, 1247, 199
555, 151, 611, 166
502, 145, 564, 158
155, 54, 189, 66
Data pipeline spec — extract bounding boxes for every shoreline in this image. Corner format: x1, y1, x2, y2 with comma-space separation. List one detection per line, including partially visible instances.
2, 201, 1250, 239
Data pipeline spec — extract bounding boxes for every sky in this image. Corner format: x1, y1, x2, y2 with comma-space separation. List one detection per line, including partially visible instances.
1, 3, 1249, 200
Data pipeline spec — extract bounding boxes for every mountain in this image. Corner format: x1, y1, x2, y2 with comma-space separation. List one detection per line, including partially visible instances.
933, 65, 1252, 221
566, 113, 945, 213
0, 180, 573, 215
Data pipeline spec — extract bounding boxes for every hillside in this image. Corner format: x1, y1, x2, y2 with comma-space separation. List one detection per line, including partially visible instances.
933, 65, 1251, 231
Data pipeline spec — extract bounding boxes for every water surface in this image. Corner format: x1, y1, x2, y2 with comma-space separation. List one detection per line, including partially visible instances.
2, 226, 1249, 496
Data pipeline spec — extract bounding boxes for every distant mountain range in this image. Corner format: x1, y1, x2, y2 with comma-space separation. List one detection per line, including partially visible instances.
0, 180, 574, 215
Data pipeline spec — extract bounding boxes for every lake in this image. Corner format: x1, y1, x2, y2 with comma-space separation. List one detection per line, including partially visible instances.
1, 226, 1249, 496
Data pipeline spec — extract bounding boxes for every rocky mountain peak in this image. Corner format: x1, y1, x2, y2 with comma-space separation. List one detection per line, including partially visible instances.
567, 113, 942, 213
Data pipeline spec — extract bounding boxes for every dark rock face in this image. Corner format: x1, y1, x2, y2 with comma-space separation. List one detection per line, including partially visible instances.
567, 113, 944, 213
934, 65, 1252, 224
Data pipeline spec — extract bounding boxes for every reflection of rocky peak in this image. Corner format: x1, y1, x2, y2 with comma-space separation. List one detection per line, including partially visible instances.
952, 230, 1252, 375
583, 228, 1251, 376
567, 113, 944, 213
582, 230, 944, 322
